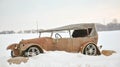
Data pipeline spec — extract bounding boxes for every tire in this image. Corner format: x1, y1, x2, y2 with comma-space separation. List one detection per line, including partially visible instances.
24, 46, 43, 57
11, 51, 15, 57
83, 43, 97, 56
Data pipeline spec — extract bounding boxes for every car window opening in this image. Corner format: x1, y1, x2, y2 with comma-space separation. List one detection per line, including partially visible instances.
72, 28, 92, 38
88, 28, 92, 34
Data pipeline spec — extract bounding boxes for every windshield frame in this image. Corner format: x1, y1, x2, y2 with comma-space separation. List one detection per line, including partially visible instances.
39, 30, 72, 38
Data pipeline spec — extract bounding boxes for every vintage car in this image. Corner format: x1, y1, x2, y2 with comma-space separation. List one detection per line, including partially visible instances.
7, 23, 101, 57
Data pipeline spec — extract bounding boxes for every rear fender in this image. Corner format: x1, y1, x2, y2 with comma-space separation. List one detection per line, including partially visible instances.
79, 42, 96, 53
80, 42, 101, 55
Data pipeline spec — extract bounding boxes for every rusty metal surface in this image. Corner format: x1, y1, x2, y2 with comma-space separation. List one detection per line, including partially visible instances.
8, 35, 97, 56
7, 23, 100, 56
7, 43, 18, 50
7, 57, 29, 64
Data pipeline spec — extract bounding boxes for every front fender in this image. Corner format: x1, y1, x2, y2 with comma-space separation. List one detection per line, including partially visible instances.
20, 43, 43, 51
7, 43, 18, 50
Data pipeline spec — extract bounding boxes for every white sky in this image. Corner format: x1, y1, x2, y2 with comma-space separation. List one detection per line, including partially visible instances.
0, 0, 120, 31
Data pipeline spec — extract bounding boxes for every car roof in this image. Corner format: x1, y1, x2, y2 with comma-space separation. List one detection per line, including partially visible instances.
39, 23, 96, 33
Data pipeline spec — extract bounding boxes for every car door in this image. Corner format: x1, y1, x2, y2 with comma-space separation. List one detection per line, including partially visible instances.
55, 38, 73, 52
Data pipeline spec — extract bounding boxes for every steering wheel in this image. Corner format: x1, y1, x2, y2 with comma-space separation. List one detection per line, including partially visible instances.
55, 33, 62, 39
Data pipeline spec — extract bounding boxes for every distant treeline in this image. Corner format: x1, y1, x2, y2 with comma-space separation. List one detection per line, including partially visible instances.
0, 30, 38, 34
96, 19, 120, 31
0, 20, 120, 34
96, 22, 120, 31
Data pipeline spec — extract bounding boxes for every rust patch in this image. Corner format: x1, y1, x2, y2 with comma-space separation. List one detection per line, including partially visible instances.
102, 50, 116, 56
7, 57, 29, 65
13, 49, 20, 57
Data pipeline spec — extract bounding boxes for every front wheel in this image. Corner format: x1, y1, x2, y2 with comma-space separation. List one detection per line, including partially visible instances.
83, 43, 97, 56
24, 46, 42, 57
11, 51, 15, 57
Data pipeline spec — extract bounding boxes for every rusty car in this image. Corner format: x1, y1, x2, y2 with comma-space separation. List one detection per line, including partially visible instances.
7, 23, 101, 57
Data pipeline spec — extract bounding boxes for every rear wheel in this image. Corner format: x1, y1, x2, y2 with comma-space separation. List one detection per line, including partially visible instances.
24, 46, 42, 57
83, 43, 97, 56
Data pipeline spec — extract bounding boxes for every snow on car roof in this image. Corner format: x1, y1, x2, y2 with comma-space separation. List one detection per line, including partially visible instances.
39, 23, 96, 32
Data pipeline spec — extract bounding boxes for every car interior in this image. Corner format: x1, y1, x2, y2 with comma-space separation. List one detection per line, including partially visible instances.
72, 28, 92, 38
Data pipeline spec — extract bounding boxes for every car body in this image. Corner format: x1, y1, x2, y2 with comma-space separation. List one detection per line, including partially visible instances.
7, 23, 101, 57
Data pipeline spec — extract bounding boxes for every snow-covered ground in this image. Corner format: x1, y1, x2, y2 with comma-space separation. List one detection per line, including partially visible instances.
0, 31, 120, 67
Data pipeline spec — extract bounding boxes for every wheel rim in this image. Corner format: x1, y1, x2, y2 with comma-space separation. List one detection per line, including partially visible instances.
84, 44, 97, 55
25, 47, 40, 57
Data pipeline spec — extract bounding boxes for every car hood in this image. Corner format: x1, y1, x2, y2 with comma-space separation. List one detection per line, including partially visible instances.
19, 37, 54, 45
